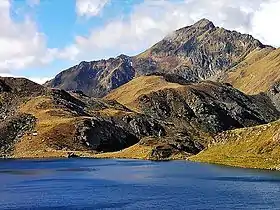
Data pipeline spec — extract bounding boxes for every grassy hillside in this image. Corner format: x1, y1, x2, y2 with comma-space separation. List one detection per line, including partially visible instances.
14, 96, 92, 158
224, 48, 280, 94
105, 75, 183, 111
190, 120, 280, 170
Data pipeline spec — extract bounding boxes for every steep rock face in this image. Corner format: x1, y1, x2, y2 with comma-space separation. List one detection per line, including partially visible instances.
74, 115, 164, 153
46, 19, 266, 97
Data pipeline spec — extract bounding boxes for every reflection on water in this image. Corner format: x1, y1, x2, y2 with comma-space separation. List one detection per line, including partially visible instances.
0, 159, 280, 210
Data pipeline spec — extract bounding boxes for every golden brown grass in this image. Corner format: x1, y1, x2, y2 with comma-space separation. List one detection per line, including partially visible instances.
94, 143, 188, 160
190, 120, 280, 170
94, 144, 153, 159
96, 108, 134, 117
12, 96, 87, 158
105, 76, 183, 111
225, 48, 280, 94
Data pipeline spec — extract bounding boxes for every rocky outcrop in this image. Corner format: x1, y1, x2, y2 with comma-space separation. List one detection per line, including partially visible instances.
0, 114, 36, 156
74, 118, 139, 152
73, 114, 164, 153
140, 132, 205, 160
267, 81, 280, 112
46, 19, 267, 97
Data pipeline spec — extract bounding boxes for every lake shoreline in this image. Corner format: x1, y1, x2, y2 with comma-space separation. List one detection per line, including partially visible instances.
2, 149, 280, 172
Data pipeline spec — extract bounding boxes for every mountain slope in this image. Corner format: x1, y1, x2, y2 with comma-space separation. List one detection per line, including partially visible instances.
105, 75, 184, 111
221, 48, 280, 94
46, 19, 266, 97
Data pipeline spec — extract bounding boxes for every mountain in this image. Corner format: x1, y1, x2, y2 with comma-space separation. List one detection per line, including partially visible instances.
2, 18, 280, 168
46, 19, 267, 97
1, 75, 279, 160
45, 55, 134, 97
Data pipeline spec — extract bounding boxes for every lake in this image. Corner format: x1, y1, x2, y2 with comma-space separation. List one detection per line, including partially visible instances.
0, 159, 280, 209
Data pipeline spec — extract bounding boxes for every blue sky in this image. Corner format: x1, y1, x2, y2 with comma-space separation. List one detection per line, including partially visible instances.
0, 0, 279, 83
9, 0, 145, 80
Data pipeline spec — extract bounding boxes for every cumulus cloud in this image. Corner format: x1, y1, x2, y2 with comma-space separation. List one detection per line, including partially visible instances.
76, 0, 110, 17
2, 0, 279, 76
0, 0, 56, 73
61, 0, 279, 61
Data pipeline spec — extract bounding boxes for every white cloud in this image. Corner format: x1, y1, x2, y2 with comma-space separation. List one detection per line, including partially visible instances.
76, 0, 110, 17
29, 76, 52, 84
0, 0, 56, 73
0, 73, 51, 84
252, 0, 280, 47
2, 0, 279, 77
62, 0, 279, 61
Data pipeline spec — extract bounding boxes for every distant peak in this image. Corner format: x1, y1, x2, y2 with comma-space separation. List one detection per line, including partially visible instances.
193, 18, 215, 29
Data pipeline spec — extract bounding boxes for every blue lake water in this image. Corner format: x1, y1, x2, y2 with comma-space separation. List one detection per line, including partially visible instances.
0, 159, 280, 209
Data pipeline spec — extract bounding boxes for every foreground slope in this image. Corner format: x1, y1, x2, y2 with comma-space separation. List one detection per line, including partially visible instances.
46, 19, 266, 97
190, 120, 280, 170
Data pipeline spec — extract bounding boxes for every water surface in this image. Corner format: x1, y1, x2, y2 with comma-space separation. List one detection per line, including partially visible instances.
0, 159, 280, 209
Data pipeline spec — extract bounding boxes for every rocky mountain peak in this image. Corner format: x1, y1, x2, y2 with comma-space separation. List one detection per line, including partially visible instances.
192, 18, 215, 29
46, 19, 268, 97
